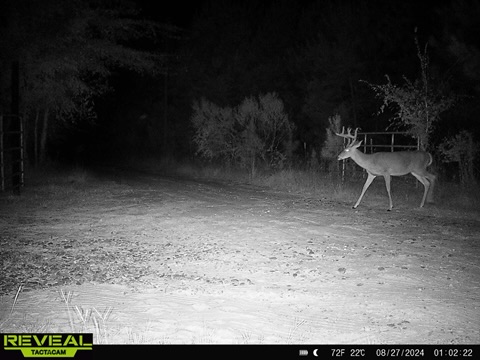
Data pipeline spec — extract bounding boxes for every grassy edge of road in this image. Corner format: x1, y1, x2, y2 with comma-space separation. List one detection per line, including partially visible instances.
122, 156, 480, 215
3, 158, 480, 215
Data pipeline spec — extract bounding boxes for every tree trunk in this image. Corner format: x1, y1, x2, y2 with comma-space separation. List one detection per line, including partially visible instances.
39, 108, 49, 164
250, 150, 256, 180
34, 109, 39, 166
10, 60, 21, 195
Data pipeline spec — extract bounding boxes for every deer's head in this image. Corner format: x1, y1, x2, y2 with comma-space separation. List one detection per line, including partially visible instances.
335, 127, 362, 160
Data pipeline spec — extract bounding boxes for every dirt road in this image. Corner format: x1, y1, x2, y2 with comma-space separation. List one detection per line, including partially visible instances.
1, 169, 479, 344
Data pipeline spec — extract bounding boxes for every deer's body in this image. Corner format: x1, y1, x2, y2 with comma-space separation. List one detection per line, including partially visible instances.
336, 128, 436, 211
346, 150, 432, 176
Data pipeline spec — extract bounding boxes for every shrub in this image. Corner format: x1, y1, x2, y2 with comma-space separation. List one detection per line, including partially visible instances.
191, 93, 294, 177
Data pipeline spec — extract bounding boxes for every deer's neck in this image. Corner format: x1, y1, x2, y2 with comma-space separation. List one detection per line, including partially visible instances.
350, 149, 373, 168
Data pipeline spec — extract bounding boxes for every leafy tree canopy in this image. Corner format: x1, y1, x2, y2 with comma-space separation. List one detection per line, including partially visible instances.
0, 0, 177, 120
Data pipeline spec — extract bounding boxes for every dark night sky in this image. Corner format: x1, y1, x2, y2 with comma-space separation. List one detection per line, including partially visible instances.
135, 0, 204, 27
134, 0, 437, 28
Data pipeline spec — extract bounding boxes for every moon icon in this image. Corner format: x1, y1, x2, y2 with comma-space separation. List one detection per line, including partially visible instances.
313, 349, 318, 357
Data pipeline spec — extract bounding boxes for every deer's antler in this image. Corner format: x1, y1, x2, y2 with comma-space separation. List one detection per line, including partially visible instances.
335, 127, 360, 145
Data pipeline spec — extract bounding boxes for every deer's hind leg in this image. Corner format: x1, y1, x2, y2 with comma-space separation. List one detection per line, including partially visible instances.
383, 174, 394, 211
411, 172, 431, 208
425, 172, 436, 203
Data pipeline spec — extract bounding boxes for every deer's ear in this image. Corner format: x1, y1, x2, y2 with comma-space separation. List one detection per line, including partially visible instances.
355, 140, 363, 147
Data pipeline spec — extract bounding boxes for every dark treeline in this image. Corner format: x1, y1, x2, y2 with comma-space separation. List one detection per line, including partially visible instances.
1, 0, 479, 166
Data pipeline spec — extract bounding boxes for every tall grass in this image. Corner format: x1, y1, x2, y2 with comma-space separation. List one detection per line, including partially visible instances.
130, 156, 480, 213
9, 156, 479, 213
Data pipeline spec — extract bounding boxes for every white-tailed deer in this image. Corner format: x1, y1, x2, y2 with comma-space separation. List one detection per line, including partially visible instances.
336, 127, 436, 211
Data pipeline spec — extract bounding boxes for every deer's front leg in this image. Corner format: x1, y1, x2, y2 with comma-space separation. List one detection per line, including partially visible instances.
383, 174, 393, 211
353, 173, 376, 209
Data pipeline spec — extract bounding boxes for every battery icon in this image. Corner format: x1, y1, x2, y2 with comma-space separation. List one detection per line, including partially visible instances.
299, 349, 309, 356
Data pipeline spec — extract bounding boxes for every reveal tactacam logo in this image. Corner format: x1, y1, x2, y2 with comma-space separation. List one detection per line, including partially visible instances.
3, 333, 92, 358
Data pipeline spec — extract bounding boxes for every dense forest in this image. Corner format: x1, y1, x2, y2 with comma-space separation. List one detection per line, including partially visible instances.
1, 0, 479, 180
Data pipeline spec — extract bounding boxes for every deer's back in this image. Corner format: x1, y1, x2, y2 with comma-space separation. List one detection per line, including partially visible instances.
361, 151, 431, 176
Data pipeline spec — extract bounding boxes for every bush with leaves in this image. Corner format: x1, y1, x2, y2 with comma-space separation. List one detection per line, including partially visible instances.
319, 114, 344, 174
361, 33, 455, 151
191, 93, 294, 177
438, 130, 479, 185
191, 98, 236, 161
321, 114, 343, 159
